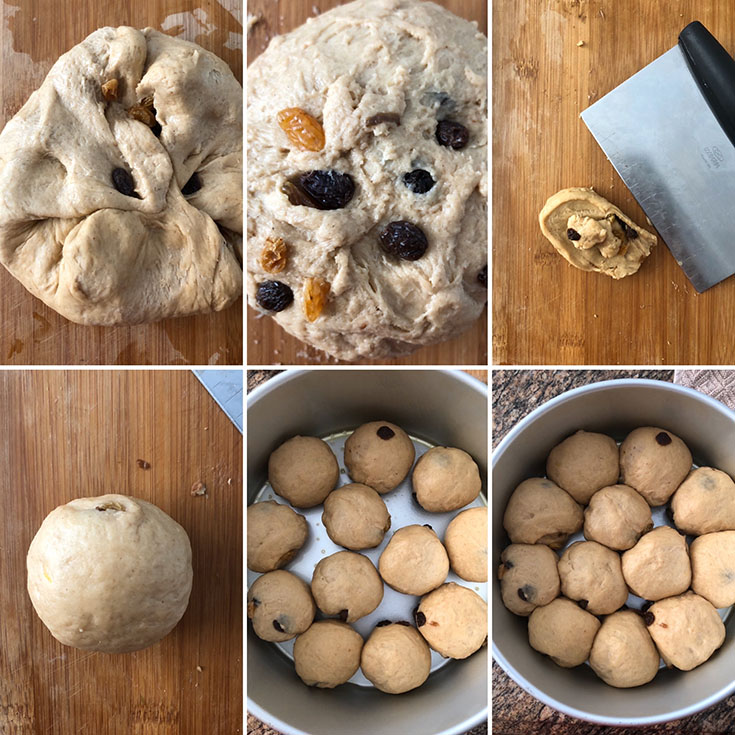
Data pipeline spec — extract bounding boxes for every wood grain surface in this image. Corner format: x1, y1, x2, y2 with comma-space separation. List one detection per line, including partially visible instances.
0, 370, 243, 734
493, 0, 735, 366
246, 0, 488, 366
0, 0, 243, 366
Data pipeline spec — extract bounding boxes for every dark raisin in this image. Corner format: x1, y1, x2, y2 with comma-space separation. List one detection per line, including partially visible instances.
567, 228, 581, 241
627, 228, 639, 239
415, 611, 426, 627
641, 600, 653, 612
613, 213, 638, 239
251, 598, 261, 608
338, 609, 349, 621
379, 221, 428, 261
136, 459, 151, 470
517, 587, 527, 602
376, 620, 392, 627
366, 112, 401, 127
411, 492, 418, 502
503, 560, 514, 570
435, 120, 469, 149
282, 170, 354, 210
478, 265, 487, 287
273, 620, 285, 632
666, 504, 675, 522
256, 281, 294, 312
151, 122, 162, 138
377, 425, 395, 440
655, 431, 672, 446
396, 621, 411, 627
112, 167, 139, 198
182, 173, 202, 196
402, 169, 435, 194
423, 524, 433, 530
577, 599, 589, 610
644, 611, 655, 626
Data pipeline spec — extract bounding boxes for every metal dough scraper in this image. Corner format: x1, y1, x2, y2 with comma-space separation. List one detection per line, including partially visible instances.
581, 21, 735, 292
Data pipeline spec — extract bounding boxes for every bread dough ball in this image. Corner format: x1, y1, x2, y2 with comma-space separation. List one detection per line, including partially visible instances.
360, 622, 431, 694
322, 483, 391, 550
412, 447, 481, 512
311, 551, 383, 622
378, 524, 449, 595
444, 506, 487, 582
344, 421, 415, 493
619, 427, 692, 506
26, 494, 192, 653
268, 435, 339, 508
498, 544, 560, 616
502, 477, 583, 549
557, 541, 628, 615
690, 531, 735, 609
546, 430, 620, 504
416, 582, 487, 659
589, 610, 660, 688
621, 526, 691, 601
247, 570, 315, 642
528, 597, 601, 668
646, 593, 725, 671
583, 484, 652, 551
247, 500, 308, 572
671, 467, 735, 535
293, 620, 364, 688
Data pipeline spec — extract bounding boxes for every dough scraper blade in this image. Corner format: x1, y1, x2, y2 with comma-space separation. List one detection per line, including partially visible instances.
193, 370, 243, 434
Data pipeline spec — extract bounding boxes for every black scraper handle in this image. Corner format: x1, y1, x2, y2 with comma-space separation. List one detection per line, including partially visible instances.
679, 21, 735, 148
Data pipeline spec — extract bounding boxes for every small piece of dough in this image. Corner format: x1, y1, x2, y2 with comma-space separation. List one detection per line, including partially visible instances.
247, 500, 308, 572
412, 446, 481, 512
584, 484, 652, 551
379, 525, 449, 595
247, 570, 315, 642
322, 483, 391, 550
690, 531, 735, 609
498, 543, 560, 616
444, 506, 487, 582
671, 467, 735, 535
539, 187, 656, 279
293, 620, 364, 688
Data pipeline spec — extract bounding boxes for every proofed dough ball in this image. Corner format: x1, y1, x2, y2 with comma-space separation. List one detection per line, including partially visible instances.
247, 500, 308, 572
528, 597, 601, 668
360, 622, 431, 694
378, 524, 449, 595
589, 610, 660, 688
247, 570, 315, 642
311, 551, 383, 622
322, 483, 391, 550
646, 592, 725, 671
416, 582, 487, 659
444, 506, 487, 582
268, 435, 339, 508
502, 477, 583, 549
412, 446, 481, 512
583, 484, 652, 551
344, 421, 415, 494
621, 526, 691, 601
26, 494, 192, 653
670, 467, 735, 535
557, 541, 628, 615
498, 544, 560, 616
293, 620, 364, 688
690, 531, 735, 609
619, 427, 692, 506
546, 430, 620, 504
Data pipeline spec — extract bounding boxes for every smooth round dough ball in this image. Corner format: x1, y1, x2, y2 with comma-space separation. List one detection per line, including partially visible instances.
503, 477, 583, 549
322, 483, 391, 550
557, 541, 628, 615
691, 531, 735, 609
412, 447, 481, 512
247, 500, 308, 572
416, 582, 487, 659
528, 598, 601, 668
546, 430, 620, 504
344, 421, 415, 494
247, 570, 315, 642
444, 506, 487, 582
379, 525, 449, 595
268, 435, 339, 508
619, 427, 692, 506
311, 551, 383, 622
498, 544, 560, 616
584, 484, 652, 551
589, 610, 660, 688
26, 494, 192, 653
647, 592, 725, 671
360, 622, 431, 694
671, 467, 735, 535
621, 526, 691, 601
293, 621, 363, 688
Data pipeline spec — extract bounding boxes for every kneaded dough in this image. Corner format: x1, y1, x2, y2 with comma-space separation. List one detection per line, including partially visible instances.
26, 494, 192, 653
539, 188, 656, 279
583, 484, 652, 551
360, 622, 431, 694
293, 620, 364, 688
444, 506, 487, 582
379, 524, 449, 595
247, 570, 315, 642
0, 27, 242, 325
498, 543, 560, 616
322, 483, 391, 550
247, 500, 308, 572
671, 467, 735, 535
690, 531, 735, 609
412, 446, 481, 512
268, 435, 339, 508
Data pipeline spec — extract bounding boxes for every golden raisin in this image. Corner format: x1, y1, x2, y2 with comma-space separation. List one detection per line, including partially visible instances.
101, 78, 119, 102
128, 96, 156, 127
277, 108, 325, 152
261, 237, 288, 274
303, 277, 330, 322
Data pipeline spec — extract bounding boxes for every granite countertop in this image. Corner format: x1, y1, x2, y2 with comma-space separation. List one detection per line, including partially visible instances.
491, 369, 735, 735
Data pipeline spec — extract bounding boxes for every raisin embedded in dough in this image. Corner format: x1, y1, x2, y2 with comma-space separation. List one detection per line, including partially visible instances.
293, 620, 364, 688
321, 483, 391, 550
498, 543, 560, 616
690, 531, 735, 609
247, 500, 308, 573
583, 484, 653, 551
247, 570, 315, 642
412, 446, 481, 512
670, 467, 735, 535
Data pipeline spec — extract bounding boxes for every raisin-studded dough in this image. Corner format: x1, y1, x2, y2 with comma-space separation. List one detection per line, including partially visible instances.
0, 27, 242, 324
583, 484, 652, 551
690, 531, 735, 609
444, 506, 487, 582
247, 500, 308, 572
247, 569, 315, 642
671, 467, 735, 535
379, 524, 449, 595
498, 543, 560, 616
412, 446, 481, 512
322, 483, 391, 550
293, 621, 364, 688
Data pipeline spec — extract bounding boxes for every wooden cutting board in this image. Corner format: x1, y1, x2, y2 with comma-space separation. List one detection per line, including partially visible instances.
246, 0, 488, 366
0, 0, 243, 366
493, 0, 735, 366
0, 370, 242, 733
